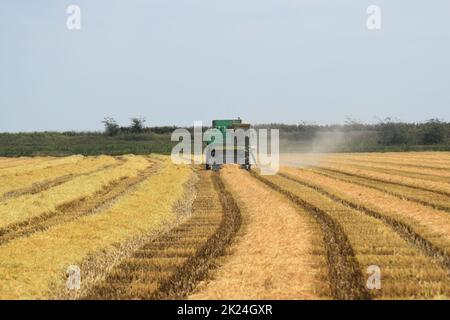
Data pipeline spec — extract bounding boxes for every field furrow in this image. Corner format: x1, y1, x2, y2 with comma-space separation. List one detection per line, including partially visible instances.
1, 152, 449, 300
190, 166, 330, 299
279, 169, 450, 268
306, 152, 450, 168
0, 157, 57, 170
310, 168, 450, 212
0, 160, 164, 245
0, 156, 121, 201
306, 152, 450, 165
255, 171, 450, 299
300, 164, 450, 197
330, 152, 450, 166
287, 157, 450, 184
327, 157, 450, 172
333, 163, 449, 183
281, 153, 450, 171
0, 156, 84, 177
250, 171, 370, 299
0, 157, 60, 169
0, 160, 192, 299
319, 159, 450, 180
0, 155, 151, 229
84, 170, 241, 300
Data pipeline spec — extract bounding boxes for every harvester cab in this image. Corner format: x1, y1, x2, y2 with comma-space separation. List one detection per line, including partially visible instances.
205, 119, 253, 171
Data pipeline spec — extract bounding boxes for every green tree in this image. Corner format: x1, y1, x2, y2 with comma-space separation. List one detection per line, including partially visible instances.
377, 119, 409, 145
130, 117, 146, 133
102, 117, 120, 136
421, 119, 446, 144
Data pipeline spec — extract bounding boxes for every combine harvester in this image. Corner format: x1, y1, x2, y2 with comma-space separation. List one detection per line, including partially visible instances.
205, 119, 254, 171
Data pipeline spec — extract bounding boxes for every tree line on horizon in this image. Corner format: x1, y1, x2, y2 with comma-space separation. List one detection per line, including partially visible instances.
101, 117, 448, 146
1, 117, 446, 157
256, 118, 449, 146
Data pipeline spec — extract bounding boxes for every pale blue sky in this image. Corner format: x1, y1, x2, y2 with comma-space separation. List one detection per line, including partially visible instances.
1, 0, 449, 132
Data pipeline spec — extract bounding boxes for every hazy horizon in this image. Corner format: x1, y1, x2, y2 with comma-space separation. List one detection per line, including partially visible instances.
1, 1, 449, 132
0, 118, 448, 134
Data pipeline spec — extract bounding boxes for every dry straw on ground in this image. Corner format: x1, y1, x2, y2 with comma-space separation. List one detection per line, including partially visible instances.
0, 158, 191, 299
1, 152, 450, 300
190, 166, 329, 299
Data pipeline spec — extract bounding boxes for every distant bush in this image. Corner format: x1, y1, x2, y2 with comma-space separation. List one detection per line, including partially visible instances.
377, 122, 410, 145
130, 117, 146, 134
1, 119, 449, 156
62, 131, 78, 136
256, 119, 450, 152
421, 119, 446, 145
149, 126, 178, 134
102, 117, 120, 136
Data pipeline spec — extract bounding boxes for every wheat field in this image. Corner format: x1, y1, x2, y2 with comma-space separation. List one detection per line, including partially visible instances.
0, 152, 449, 299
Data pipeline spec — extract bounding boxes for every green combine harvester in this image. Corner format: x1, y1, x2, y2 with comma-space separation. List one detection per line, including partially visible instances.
205, 119, 252, 171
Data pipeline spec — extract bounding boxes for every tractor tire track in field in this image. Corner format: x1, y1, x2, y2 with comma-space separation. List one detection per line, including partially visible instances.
336, 158, 450, 172
0, 157, 127, 202
311, 168, 450, 213
278, 172, 450, 272
0, 160, 163, 246
250, 171, 371, 300
355, 165, 450, 183
0, 157, 60, 171
312, 166, 450, 198
321, 159, 450, 182
84, 171, 241, 300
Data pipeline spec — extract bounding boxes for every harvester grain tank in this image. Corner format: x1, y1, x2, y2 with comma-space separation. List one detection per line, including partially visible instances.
205, 119, 252, 171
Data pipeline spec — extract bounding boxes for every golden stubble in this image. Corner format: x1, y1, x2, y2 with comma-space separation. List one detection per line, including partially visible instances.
190, 166, 329, 300
281, 167, 450, 257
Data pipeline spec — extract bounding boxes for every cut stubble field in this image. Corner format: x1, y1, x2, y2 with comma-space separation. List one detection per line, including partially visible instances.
0, 152, 449, 299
